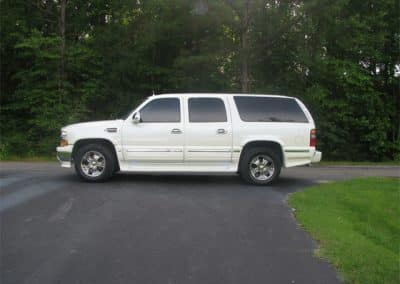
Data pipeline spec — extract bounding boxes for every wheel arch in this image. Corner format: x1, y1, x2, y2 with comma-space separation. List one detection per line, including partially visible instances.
72, 138, 120, 171
238, 140, 285, 171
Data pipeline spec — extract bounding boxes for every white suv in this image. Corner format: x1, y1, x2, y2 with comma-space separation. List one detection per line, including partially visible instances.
56, 93, 321, 185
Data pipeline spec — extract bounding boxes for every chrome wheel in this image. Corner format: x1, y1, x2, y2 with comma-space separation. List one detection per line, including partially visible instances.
249, 155, 275, 181
80, 151, 106, 177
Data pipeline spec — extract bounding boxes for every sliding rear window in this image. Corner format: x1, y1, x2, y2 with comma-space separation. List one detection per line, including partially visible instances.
233, 96, 308, 123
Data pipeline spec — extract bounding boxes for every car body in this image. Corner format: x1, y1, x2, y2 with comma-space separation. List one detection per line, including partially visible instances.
57, 93, 321, 184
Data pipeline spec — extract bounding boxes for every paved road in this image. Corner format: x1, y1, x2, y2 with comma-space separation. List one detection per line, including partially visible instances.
1, 163, 399, 284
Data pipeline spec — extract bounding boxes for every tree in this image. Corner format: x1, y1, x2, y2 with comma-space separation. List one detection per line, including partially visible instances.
222, 0, 264, 92
0, 0, 398, 161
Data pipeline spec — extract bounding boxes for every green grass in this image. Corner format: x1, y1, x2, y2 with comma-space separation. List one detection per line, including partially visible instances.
289, 177, 400, 284
0, 155, 55, 162
319, 161, 399, 166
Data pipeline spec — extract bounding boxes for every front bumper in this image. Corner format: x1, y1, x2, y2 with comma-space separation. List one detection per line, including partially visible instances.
311, 150, 322, 163
56, 145, 73, 168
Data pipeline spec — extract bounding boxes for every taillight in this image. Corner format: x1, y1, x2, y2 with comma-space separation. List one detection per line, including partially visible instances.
310, 129, 316, 147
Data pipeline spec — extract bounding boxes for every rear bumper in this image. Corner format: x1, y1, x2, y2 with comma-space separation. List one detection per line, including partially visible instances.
56, 145, 73, 168
311, 150, 322, 163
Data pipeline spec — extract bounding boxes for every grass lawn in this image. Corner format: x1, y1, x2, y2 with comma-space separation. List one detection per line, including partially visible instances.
318, 161, 399, 166
289, 177, 400, 284
0, 156, 56, 162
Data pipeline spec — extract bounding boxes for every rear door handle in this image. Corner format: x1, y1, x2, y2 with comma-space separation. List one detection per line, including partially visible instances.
171, 128, 182, 134
217, 129, 227, 134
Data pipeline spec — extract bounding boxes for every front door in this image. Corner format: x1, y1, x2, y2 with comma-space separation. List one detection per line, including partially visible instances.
184, 96, 233, 162
122, 97, 184, 162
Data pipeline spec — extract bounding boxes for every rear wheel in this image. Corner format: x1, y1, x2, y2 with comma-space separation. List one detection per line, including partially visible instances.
74, 143, 116, 182
239, 147, 281, 185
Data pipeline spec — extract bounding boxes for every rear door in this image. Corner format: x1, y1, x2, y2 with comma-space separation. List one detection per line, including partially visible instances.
184, 96, 233, 162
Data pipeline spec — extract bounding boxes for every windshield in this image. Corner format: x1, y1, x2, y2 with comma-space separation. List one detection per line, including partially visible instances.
120, 96, 149, 120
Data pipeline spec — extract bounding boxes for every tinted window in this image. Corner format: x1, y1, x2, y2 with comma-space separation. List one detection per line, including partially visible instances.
140, 98, 180, 122
234, 96, 308, 123
189, 98, 227, 122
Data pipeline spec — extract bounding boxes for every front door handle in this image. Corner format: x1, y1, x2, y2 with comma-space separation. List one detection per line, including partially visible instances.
217, 129, 227, 134
171, 128, 182, 134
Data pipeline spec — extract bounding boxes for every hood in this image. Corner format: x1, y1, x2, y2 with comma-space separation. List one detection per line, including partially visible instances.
63, 120, 123, 132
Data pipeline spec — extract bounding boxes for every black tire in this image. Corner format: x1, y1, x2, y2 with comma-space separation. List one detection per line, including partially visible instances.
239, 147, 281, 185
74, 143, 116, 182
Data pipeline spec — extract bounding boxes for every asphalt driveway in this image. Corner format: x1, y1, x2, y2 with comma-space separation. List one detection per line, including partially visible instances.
1, 162, 399, 284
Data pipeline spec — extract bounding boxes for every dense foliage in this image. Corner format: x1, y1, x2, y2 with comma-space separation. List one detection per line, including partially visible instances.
1, 0, 399, 160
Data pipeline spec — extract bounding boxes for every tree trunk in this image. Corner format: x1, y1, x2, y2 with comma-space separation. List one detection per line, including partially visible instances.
59, 0, 66, 103
241, 0, 250, 93
241, 28, 250, 93
223, 0, 252, 93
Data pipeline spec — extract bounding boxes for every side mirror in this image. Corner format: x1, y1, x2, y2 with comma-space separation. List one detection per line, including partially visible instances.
132, 112, 141, 124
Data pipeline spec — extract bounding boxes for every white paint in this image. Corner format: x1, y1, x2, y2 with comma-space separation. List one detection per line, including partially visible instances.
56, 93, 322, 173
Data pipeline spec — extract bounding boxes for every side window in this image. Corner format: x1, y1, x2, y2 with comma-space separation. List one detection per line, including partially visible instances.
188, 98, 227, 123
140, 98, 180, 122
234, 96, 308, 123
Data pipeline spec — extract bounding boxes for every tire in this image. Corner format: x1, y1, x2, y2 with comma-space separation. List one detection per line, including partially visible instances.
239, 147, 281, 185
74, 143, 116, 182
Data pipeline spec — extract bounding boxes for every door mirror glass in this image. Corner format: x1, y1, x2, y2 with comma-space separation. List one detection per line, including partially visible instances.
132, 112, 141, 124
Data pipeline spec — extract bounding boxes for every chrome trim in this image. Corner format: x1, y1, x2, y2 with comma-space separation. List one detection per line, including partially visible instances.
311, 151, 322, 163
284, 149, 310, 153
188, 149, 231, 153
126, 149, 183, 153
57, 151, 72, 168
105, 128, 118, 133
171, 128, 183, 134
57, 151, 71, 162
249, 154, 275, 181
80, 150, 106, 177
217, 128, 227, 134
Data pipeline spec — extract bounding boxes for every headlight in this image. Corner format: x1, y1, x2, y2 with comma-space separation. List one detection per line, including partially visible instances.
60, 130, 68, 146
61, 130, 67, 139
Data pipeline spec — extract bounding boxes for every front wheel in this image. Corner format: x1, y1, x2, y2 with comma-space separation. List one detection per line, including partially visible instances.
74, 144, 116, 182
239, 147, 281, 185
